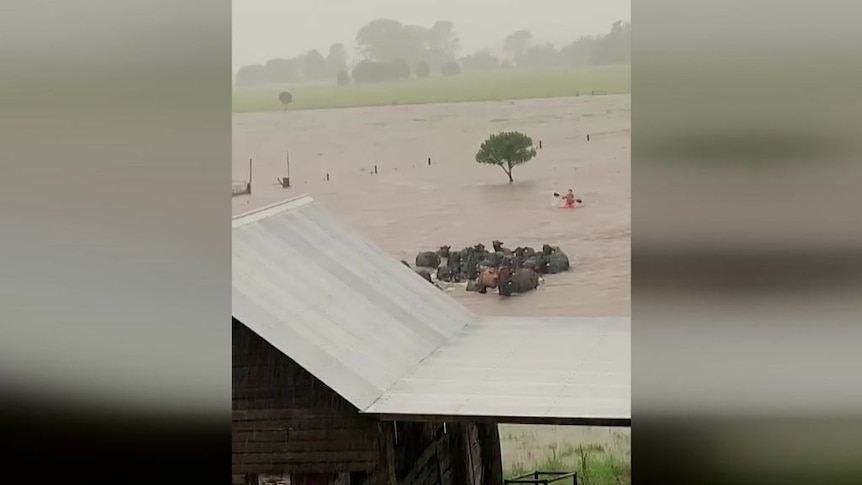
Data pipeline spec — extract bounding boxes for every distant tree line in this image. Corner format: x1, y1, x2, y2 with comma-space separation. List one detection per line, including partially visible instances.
490, 21, 631, 71
234, 20, 630, 86
235, 43, 348, 85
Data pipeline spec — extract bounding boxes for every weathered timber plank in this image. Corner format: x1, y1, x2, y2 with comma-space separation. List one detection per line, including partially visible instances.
477, 424, 503, 485
233, 428, 379, 443
232, 388, 352, 406
441, 465, 454, 485
231, 393, 333, 407
403, 462, 435, 485
232, 398, 357, 412
232, 418, 375, 432
232, 450, 379, 465
381, 422, 397, 485
401, 435, 447, 485
232, 384, 345, 399
233, 461, 376, 475
233, 374, 324, 390
232, 440, 379, 454
233, 408, 362, 421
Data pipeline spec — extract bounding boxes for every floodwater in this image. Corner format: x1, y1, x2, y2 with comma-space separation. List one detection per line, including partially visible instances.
232, 95, 630, 317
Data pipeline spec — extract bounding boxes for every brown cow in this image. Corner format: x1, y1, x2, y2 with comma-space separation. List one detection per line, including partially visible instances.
475, 267, 499, 294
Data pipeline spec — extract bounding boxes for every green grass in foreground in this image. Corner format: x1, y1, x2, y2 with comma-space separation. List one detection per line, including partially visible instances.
505, 442, 631, 485
501, 427, 631, 485
232, 65, 630, 113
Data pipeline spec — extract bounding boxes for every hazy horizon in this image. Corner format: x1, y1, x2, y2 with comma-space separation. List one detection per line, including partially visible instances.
233, 0, 630, 71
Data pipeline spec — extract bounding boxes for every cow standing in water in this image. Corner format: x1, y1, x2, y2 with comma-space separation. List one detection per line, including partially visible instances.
497, 266, 540, 296
475, 267, 499, 294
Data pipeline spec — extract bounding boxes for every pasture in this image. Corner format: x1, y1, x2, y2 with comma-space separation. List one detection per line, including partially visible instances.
500, 425, 631, 485
232, 64, 630, 113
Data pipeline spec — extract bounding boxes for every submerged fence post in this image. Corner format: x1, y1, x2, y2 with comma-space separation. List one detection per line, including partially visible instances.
282, 150, 290, 188
247, 158, 252, 194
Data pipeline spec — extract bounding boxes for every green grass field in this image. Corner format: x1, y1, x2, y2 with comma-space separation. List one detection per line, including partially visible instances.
500, 425, 631, 485
232, 64, 630, 113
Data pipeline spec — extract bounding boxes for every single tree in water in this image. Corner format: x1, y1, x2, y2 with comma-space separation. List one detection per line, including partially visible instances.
475, 131, 537, 183
278, 91, 293, 110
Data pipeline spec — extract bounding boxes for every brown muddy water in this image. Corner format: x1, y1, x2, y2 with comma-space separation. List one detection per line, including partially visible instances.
232, 95, 630, 317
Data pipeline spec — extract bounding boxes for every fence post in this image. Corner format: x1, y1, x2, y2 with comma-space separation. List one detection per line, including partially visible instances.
247, 158, 252, 194
283, 150, 290, 187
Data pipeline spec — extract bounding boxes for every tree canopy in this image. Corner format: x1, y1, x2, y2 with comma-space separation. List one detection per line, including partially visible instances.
460, 50, 500, 72
303, 49, 328, 81
351, 59, 410, 83
355, 18, 459, 71
233, 20, 631, 87
326, 43, 348, 75
475, 131, 537, 183
503, 30, 533, 59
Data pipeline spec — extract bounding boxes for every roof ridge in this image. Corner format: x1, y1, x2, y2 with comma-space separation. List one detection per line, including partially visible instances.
232, 194, 313, 227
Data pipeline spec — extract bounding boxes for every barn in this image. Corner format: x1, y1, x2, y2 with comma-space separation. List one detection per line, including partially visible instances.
232, 195, 630, 485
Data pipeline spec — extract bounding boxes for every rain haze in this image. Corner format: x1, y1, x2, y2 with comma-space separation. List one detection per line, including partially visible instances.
232, 1, 631, 482
233, 0, 631, 71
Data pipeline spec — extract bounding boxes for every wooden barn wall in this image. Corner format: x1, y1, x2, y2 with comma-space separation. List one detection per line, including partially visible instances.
367, 422, 501, 485
233, 319, 504, 485
232, 320, 382, 477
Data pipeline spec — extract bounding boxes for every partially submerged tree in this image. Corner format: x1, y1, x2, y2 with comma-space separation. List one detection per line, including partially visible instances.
278, 91, 293, 110
475, 131, 537, 183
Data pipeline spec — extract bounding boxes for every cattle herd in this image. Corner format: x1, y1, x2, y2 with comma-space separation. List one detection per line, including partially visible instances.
402, 240, 571, 297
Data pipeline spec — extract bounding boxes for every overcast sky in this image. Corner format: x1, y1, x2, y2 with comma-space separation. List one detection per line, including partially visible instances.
233, 0, 630, 70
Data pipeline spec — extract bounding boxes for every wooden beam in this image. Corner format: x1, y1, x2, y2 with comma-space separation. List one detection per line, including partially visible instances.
380, 422, 397, 485
366, 413, 631, 428
477, 423, 503, 485
460, 424, 476, 485
231, 451, 379, 465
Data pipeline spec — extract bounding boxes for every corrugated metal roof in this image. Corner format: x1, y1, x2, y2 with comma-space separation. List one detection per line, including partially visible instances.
365, 316, 631, 423
232, 195, 475, 410
232, 195, 631, 424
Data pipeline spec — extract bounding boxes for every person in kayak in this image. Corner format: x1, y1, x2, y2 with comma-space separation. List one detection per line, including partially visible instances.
562, 189, 578, 208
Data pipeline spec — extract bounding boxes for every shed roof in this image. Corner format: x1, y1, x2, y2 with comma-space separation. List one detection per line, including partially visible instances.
365, 316, 630, 425
232, 196, 474, 410
233, 195, 630, 425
